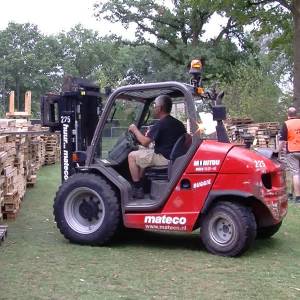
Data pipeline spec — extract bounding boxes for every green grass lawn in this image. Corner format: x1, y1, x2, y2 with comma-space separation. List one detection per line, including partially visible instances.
1, 164, 300, 300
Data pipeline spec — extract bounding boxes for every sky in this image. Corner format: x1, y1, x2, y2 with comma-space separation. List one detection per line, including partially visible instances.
0, 0, 226, 40
0, 0, 112, 35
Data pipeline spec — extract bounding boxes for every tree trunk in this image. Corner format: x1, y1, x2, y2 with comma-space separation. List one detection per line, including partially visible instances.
293, 0, 300, 112
0, 79, 5, 115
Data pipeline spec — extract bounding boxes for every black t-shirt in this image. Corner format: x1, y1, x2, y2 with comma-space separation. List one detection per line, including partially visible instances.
147, 115, 186, 159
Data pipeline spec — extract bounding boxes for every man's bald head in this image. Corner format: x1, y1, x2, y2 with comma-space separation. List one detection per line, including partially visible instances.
154, 95, 172, 113
288, 107, 297, 118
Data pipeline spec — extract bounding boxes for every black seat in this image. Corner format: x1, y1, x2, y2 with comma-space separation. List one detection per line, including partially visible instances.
144, 133, 192, 180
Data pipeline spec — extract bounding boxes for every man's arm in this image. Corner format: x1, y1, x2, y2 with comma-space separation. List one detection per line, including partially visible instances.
278, 140, 286, 153
128, 124, 152, 147
278, 123, 287, 159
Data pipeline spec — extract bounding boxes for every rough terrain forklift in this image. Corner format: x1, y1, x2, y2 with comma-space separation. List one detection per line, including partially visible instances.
42, 61, 288, 257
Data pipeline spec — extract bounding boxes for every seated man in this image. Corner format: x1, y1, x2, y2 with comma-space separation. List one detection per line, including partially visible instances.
128, 95, 186, 198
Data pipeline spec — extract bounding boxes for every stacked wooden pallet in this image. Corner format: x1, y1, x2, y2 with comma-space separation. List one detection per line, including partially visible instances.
253, 122, 280, 148
226, 118, 280, 149
43, 134, 61, 165
27, 134, 45, 186
0, 119, 60, 220
0, 131, 21, 220
226, 117, 254, 126
225, 117, 254, 143
0, 141, 5, 220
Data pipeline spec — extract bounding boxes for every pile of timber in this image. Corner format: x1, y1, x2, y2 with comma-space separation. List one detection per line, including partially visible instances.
226, 117, 254, 126
226, 118, 280, 149
42, 134, 61, 165
0, 119, 60, 220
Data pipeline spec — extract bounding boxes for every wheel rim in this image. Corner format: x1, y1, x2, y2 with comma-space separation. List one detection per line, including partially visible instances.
64, 187, 105, 234
208, 213, 236, 246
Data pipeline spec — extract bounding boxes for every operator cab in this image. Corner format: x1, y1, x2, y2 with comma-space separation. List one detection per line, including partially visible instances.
82, 61, 228, 210
87, 82, 202, 209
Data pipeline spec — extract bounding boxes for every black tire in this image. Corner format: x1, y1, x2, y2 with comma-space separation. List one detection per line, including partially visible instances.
200, 201, 257, 257
257, 221, 282, 239
53, 173, 121, 245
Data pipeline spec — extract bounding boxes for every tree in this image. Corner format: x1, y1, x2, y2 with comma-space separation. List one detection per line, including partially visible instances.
94, 0, 248, 64
0, 23, 62, 115
248, 1, 299, 112
196, 0, 296, 109
223, 57, 284, 122
57, 24, 124, 90
58, 25, 108, 77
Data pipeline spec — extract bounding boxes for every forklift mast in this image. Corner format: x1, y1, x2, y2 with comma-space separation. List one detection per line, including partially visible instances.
41, 76, 102, 182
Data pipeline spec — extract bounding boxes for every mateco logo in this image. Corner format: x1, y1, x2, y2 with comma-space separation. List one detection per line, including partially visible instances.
144, 215, 186, 225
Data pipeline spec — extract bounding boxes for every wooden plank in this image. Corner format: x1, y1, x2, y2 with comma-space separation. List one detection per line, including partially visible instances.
24, 91, 31, 115
3, 191, 19, 204
9, 91, 14, 114
3, 211, 18, 220
4, 201, 20, 212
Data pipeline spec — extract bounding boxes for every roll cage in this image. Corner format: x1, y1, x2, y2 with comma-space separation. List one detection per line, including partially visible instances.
86, 81, 200, 166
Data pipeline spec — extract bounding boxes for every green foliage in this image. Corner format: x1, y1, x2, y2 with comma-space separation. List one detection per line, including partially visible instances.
0, 23, 62, 116
0, 0, 294, 119
191, 0, 293, 82
223, 58, 284, 122
0, 23, 122, 116
94, 0, 247, 64
57, 25, 120, 81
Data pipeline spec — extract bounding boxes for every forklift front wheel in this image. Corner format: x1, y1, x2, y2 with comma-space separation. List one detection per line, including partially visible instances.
200, 201, 257, 257
53, 173, 121, 245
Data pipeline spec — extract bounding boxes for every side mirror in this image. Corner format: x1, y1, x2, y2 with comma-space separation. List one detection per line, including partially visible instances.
216, 91, 225, 105
212, 105, 227, 121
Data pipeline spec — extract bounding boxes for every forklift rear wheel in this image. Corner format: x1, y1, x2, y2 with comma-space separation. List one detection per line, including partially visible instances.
201, 201, 257, 257
54, 173, 121, 245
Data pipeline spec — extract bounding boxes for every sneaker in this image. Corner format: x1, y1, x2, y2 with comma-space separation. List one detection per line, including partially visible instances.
295, 196, 300, 204
132, 187, 144, 199
288, 193, 294, 202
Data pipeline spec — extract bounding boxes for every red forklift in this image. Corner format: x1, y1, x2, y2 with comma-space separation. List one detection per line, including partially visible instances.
42, 61, 288, 257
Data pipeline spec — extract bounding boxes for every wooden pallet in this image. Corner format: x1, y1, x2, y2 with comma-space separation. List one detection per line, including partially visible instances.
3, 210, 18, 220
27, 175, 37, 187
3, 190, 19, 204
4, 201, 20, 212
44, 160, 56, 165
226, 121, 280, 149
226, 117, 253, 125
0, 119, 61, 221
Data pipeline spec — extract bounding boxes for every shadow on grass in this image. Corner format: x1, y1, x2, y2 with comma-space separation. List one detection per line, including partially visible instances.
62, 228, 286, 256
111, 229, 204, 252
112, 229, 289, 258
252, 236, 285, 251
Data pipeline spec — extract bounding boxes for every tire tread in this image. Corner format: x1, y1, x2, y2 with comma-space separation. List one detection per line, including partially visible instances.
201, 201, 257, 257
53, 173, 121, 245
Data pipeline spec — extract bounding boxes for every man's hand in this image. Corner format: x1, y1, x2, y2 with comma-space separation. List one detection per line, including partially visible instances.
128, 124, 152, 147
128, 124, 138, 135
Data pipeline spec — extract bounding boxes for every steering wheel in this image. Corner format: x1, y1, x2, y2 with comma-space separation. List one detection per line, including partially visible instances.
125, 131, 139, 150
